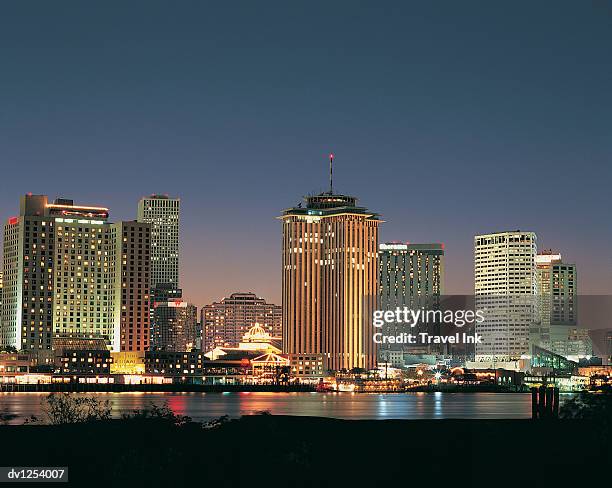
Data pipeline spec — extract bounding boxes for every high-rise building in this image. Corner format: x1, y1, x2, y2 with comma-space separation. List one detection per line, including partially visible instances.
280, 171, 381, 371
532, 250, 579, 352
137, 195, 180, 289
152, 299, 198, 352
378, 243, 444, 355
201, 292, 282, 351
474, 231, 537, 361
379, 243, 444, 308
1, 195, 150, 354
114, 221, 151, 352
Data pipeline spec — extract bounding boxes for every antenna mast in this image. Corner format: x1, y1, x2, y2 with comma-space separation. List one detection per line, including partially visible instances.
329, 153, 334, 194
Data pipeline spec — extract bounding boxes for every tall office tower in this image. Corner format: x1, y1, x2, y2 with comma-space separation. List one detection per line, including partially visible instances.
114, 221, 151, 352
378, 243, 444, 355
280, 165, 381, 371
152, 299, 198, 352
137, 195, 180, 289
474, 231, 538, 361
1, 195, 150, 354
201, 292, 282, 352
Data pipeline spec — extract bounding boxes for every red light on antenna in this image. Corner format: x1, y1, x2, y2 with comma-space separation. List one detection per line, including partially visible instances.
329, 153, 334, 159
8, 216, 19, 225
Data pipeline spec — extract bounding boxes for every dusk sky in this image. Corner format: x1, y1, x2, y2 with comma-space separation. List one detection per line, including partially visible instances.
1, 1, 611, 307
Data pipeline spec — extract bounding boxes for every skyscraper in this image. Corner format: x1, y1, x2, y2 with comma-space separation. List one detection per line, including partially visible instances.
137, 195, 180, 289
474, 231, 538, 361
534, 251, 588, 358
202, 292, 282, 352
1, 195, 150, 355
114, 221, 151, 352
280, 161, 381, 371
378, 243, 444, 356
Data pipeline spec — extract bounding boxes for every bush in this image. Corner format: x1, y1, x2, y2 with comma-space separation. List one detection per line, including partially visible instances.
43, 393, 112, 424
121, 402, 194, 427
560, 388, 612, 426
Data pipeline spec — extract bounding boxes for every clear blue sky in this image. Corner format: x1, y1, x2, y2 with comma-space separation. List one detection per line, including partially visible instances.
1, 1, 611, 307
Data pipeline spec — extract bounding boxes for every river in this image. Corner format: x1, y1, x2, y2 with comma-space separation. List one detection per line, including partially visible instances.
0, 391, 555, 424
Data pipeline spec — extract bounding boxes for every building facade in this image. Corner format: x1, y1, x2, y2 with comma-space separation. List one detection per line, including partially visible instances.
280, 192, 380, 371
152, 299, 198, 352
137, 195, 180, 289
201, 292, 281, 351
378, 243, 444, 355
1, 195, 150, 355
474, 231, 538, 361
532, 250, 582, 356
115, 221, 151, 352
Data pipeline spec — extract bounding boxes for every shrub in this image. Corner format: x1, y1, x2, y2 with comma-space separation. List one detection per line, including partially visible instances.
43, 393, 112, 424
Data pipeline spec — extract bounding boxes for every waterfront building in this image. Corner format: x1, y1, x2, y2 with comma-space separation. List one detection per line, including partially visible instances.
474, 231, 538, 361
1, 195, 150, 356
204, 323, 281, 361
288, 353, 327, 381
201, 292, 281, 351
110, 351, 146, 374
378, 242, 444, 356
280, 164, 381, 371
0, 352, 31, 375
137, 195, 180, 289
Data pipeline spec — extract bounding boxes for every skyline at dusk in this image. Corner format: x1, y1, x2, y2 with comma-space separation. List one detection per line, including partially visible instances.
2, 1, 612, 308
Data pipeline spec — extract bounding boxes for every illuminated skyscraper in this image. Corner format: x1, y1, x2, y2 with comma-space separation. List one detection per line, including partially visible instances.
1, 195, 150, 355
137, 195, 180, 289
280, 158, 381, 371
474, 231, 538, 361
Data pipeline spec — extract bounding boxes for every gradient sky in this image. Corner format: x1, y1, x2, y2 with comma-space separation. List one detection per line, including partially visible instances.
1, 1, 611, 308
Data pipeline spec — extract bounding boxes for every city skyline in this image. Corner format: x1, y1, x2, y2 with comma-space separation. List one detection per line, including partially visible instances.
1, 2, 611, 307
0, 189, 606, 309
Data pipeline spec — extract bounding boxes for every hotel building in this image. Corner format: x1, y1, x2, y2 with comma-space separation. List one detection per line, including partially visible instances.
201, 292, 282, 351
280, 190, 381, 371
474, 231, 538, 361
1, 195, 150, 355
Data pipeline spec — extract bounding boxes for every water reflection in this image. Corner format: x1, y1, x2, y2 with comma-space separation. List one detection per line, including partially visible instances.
0, 392, 537, 425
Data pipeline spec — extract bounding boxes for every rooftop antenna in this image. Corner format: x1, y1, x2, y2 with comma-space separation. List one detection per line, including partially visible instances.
329, 153, 334, 194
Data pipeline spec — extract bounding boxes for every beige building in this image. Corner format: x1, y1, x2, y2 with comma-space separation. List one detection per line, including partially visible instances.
280, 190, 381, 371
474, 231, 538, 361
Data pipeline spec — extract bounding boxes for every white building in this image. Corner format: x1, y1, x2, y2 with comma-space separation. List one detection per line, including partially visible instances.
474, 231, 538, 361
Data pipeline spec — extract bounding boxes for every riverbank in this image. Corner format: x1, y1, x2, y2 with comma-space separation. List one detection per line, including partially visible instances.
0, 415, 608, 486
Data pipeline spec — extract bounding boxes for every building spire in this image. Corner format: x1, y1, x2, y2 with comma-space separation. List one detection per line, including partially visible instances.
329, 153, 334, 194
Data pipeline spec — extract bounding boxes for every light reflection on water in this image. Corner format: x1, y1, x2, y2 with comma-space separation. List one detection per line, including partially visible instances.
0, 391, 544, 424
